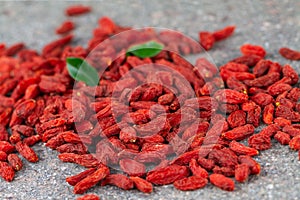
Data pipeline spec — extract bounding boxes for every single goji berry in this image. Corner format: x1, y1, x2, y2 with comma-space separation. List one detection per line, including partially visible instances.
222, 124, 255, 141
274, 117, 291, 127
0, 161, 15, 182
173, 176, 208, 191
212, 166, 235, 177
235, 163, 250, 183
209, 174, 234, 191
0, 141, 15, 154
229, 141, 258, 156
274, 131, 291, 145
212, 25, 235, 41
282, 125, 300, 137
101, 174, 134, 190
282, 64, 299, 85
240, 44, 266, 58
119, 159, 146, 177
253, 60, 273, 77
199, 32, 215, 50
251, 92, 273, 107
76, 194, 100, 200
15, 141, 38, 163
248, 134, 271, 151
5, 43, 25, 56
245, 73, 280, 88
73, 164, 110, 194
0, 151, 7, 161
238, 155, 260, 175
227, 110, 246, 128
189, 158, 208, 179
56, 20, 75, 34
262, 104, 274, 124
279, 47, 300, 61
146, 165, 189, 185
65, 5, 91, 16
214, 89, 248, 104
66, 168, 97, 186
197, 157, 215, 171
289, 135, 300, 150
130, 176, 153, 193
7, 154, 23, 171
9, 131, 21, 144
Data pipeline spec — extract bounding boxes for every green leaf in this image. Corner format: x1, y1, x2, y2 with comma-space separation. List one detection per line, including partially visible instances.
126, 40, 164, 58
66, 57, 99, 86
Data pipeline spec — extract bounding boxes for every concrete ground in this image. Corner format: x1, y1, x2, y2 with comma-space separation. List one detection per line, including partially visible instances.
0, 1, 300, 200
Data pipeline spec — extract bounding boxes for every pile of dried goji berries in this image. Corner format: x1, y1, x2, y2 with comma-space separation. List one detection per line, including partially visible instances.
1, 4, 300, 200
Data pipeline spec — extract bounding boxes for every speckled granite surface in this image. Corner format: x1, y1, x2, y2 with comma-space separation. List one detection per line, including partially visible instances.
0, 1, 300, 200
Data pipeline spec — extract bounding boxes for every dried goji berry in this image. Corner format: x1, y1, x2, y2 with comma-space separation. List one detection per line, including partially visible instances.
11, 125, 34, 137
276, 105, 300, 122
98, 16, 117, 34
208, 148, 238, 169
0, 151, 7, 161
227, 110, 246, 128
253, 60, 272, 77
214, 89, 248, 104
212, 166, 235, 177
56, 20, 75, 34
282, 64, 299, 85
101, 174, 134, 190
240, 44, 266, 58
59, 153, 100, 168
274, 117, 291, 127
246, 105, 261, 127
73, 164, 110, 194
274, 131, 291, 145
65, 5, 91, 16
146, 165, 189, 185
0, 161, 15, 182
0, 125, 9, 141
212, 25, 235, 41
230, 54, 262, 67
235, 163, 250, 183
289, 135, 300, 150
238, 155, 260, 175
226, 77, 247, 93
229, 141, 258, 156
220, 62, 249, 72
9, 131, 21, 144
7, 154, 23, 171
15, 141, 38, 163
248, 134, 271, 151
251, 92, 273, 107
119, 159, 146, 177
197, 157, 215, 171
0, 141, 15, 154
66, 168, 97, 186
222, 124, 255, 141
262, 104, 274, 124
5, 43, 25, 56
130, 176, 153, 193
189, 158, 208, 179
279, 47, 300, 61
268, 83, 292, 96
245, 73, 280, 88
199, 32, 215, 50
282, 125, 300, 137
209, 174, 234, 191
173, 176, 208, 191
76, 194, 100, 200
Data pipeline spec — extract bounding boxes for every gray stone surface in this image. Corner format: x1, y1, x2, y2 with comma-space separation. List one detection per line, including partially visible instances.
0, 1, 300, 200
